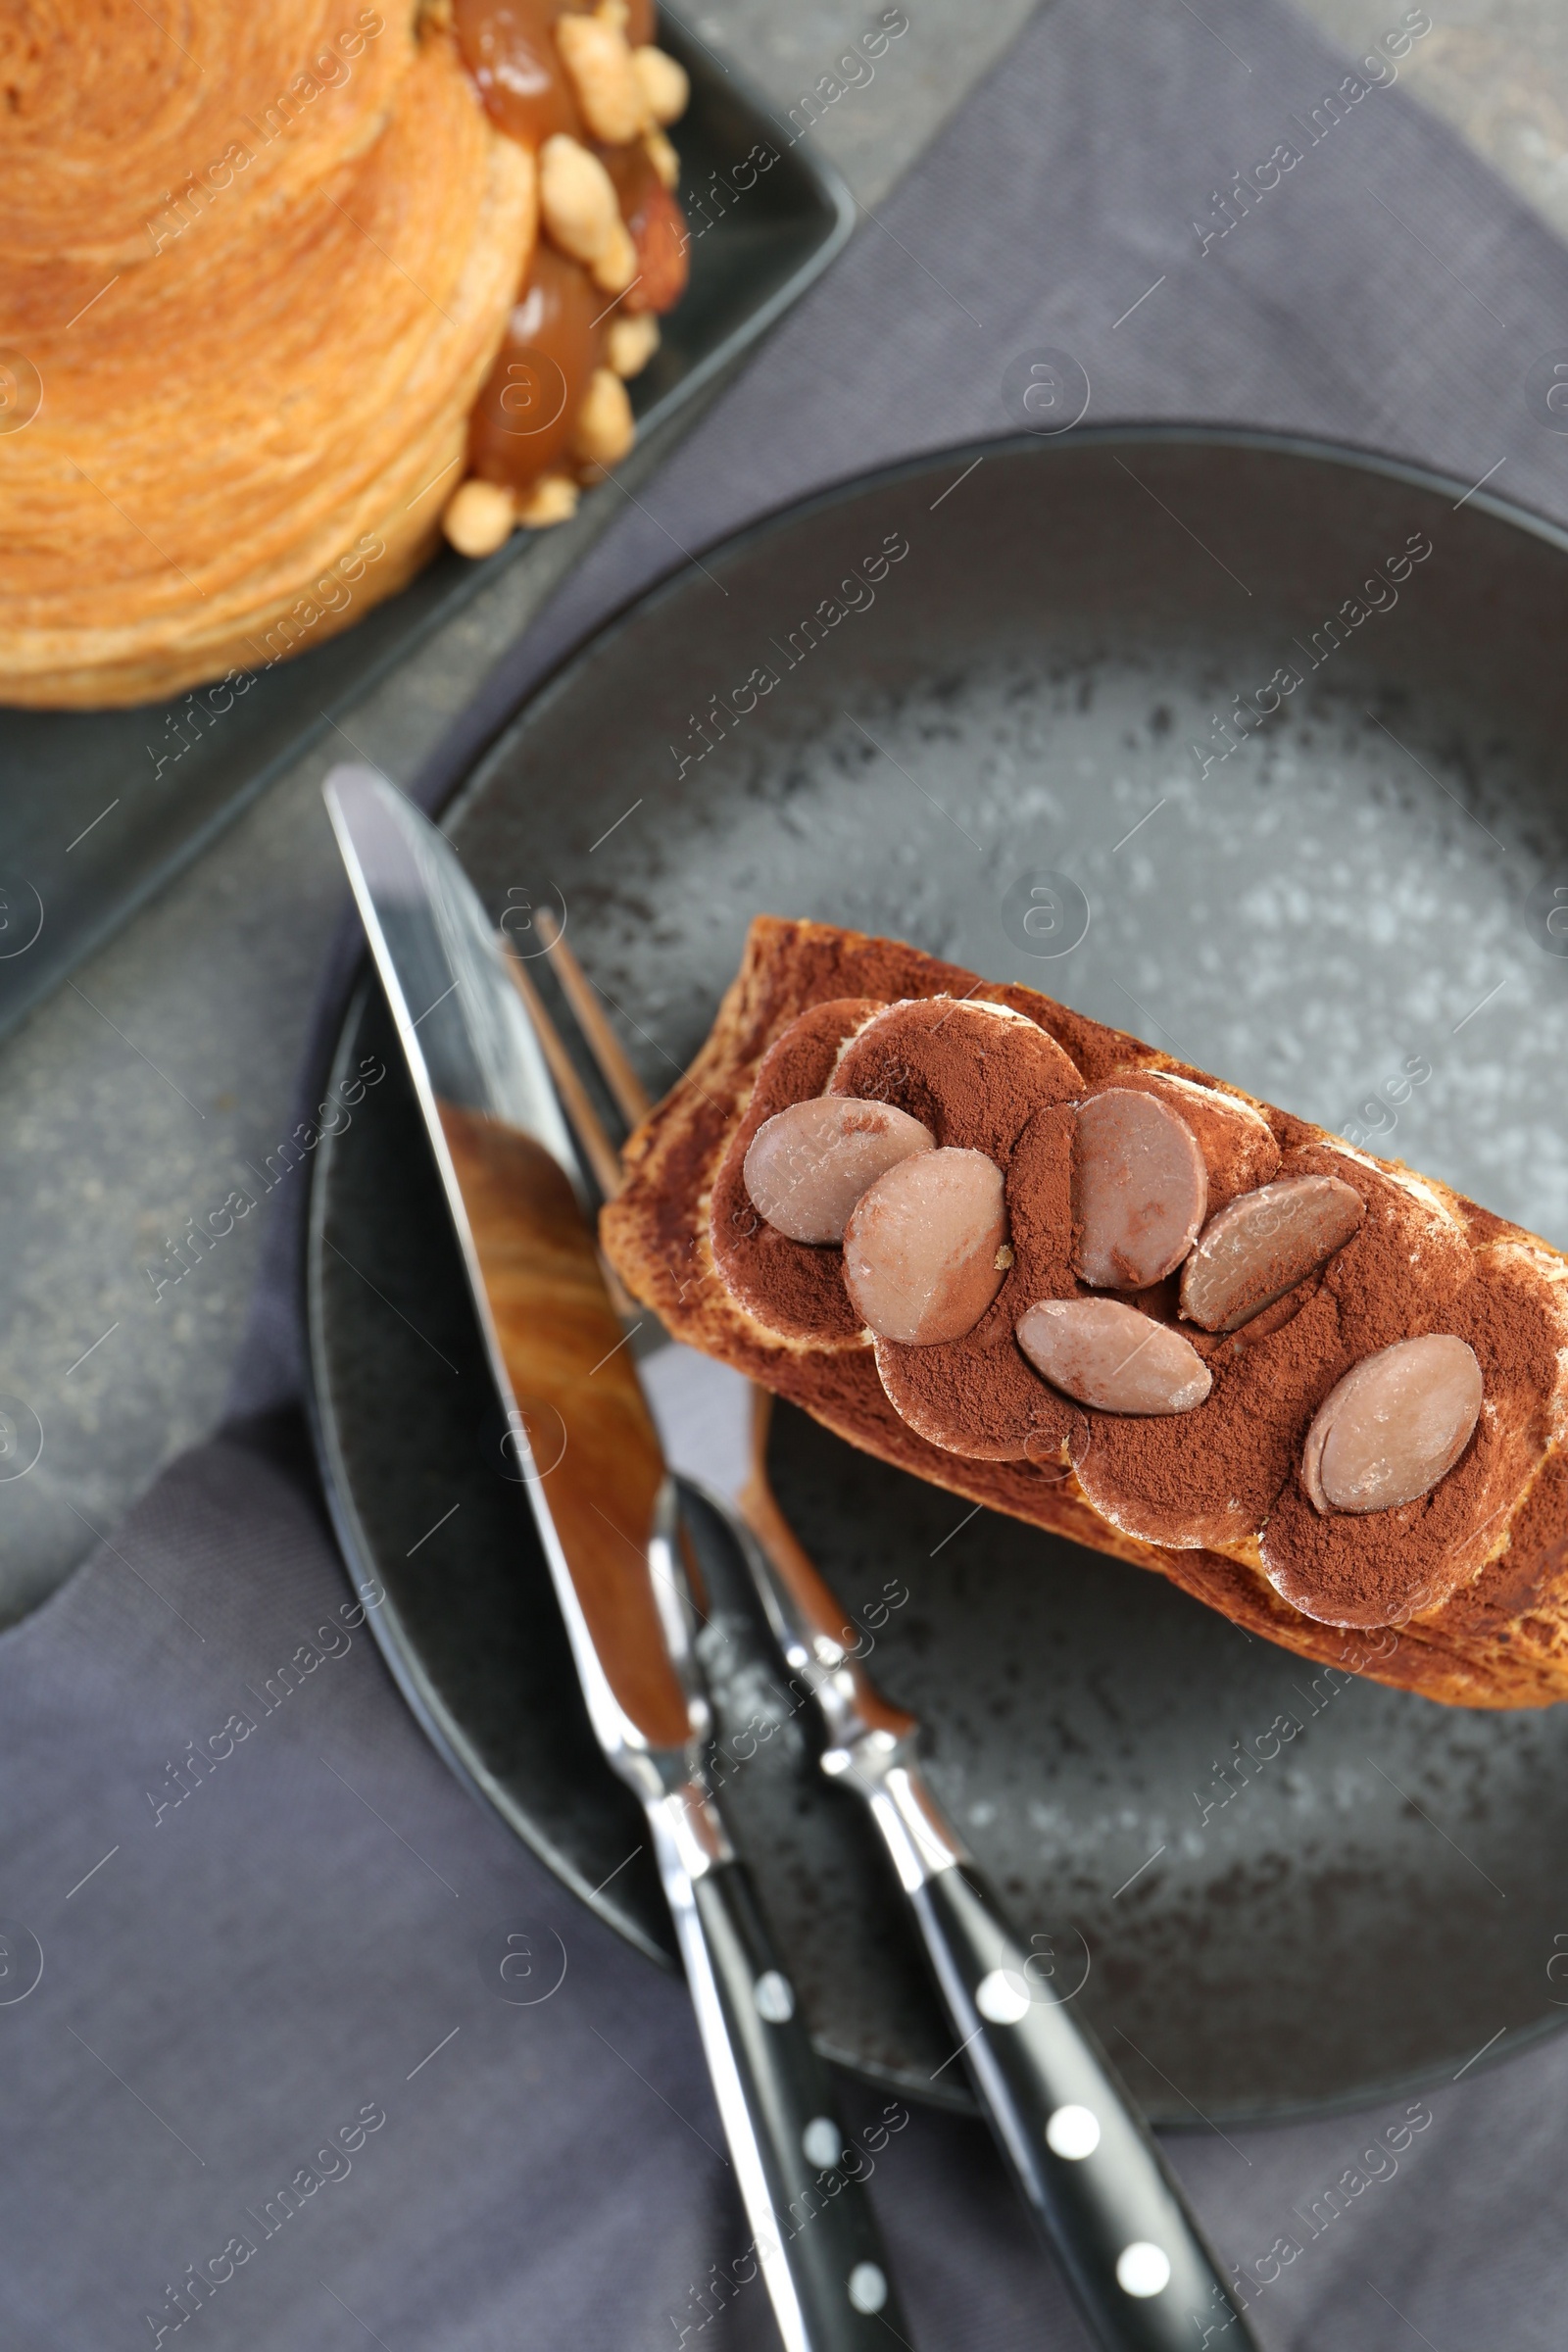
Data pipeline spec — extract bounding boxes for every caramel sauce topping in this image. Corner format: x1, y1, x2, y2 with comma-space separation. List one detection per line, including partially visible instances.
455, 0, 687, 493
454, 0, 587, 146
468, 244, 608, 488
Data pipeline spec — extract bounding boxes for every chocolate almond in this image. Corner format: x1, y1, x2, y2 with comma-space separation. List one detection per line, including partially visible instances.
1181, 1174, 1364, 1332
1016, 1298, 1212, 1414
1103, 1068, 1279, 1211
1301, 1335, 1483, 1514
1073, 1088, 1206, 1289
708, 997, 886, 1345
744, 1097, 934, 1243
843, 1148, 1007, 1346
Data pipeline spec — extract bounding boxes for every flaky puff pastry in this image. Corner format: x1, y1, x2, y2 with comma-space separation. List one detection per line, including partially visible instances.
0, 3, 535, 706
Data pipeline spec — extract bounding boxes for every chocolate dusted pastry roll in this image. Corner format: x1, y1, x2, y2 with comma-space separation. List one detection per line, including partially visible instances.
601, 917, 1568, 1709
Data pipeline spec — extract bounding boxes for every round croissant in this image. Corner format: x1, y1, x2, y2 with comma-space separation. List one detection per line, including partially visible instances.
0, 4, 535, 707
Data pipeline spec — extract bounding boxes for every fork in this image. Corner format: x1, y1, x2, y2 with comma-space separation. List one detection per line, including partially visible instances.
504, 913, 1258, 2352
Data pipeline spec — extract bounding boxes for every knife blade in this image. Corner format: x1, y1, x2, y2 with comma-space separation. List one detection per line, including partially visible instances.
733, 1416, 1262, 2352
322, 765, 907, 2352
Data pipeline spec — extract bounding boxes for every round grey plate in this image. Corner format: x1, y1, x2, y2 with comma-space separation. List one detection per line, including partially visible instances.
306, 428, 1568, 2127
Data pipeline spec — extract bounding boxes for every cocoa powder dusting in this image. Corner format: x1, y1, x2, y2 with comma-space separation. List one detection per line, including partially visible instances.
710, 982, 1555, 1627
873, 1103, 1083, 1460
831, 998, 1082, 1158
603, 916, 1568, 1694
1259, 1235, 1565, 1625
1446, 1442, 1568, 1631
1075, 1146, 1462, 1568
763, 1342, 1110, 1551
708, 997, 882, 1343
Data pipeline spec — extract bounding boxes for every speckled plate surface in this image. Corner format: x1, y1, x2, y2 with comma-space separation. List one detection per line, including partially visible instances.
307, 428, 1568, 2126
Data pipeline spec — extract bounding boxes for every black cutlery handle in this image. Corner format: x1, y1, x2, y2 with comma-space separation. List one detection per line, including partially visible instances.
648, 1801, 909, 2352
907, 1855, 1253, 2351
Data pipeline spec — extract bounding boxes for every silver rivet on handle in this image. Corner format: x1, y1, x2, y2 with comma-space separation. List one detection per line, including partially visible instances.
753, 1969, 795, 2023
848, 2263, 888, 2313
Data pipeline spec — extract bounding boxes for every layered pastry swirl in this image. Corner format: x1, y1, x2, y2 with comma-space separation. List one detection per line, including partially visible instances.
0, 0, 688, 707
603, 918, 1568, 1708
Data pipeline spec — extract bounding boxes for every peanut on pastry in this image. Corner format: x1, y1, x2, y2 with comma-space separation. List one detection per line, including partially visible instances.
442, 478, 515, 557
644, 127, 679, 188
571, 367, 635, 466
590, 216, 638, 294
632, 46, 689, 125
556, 15, 649, 146
607, 312, 660, 377
539, 134, 622, 269
514, 471, 580, 528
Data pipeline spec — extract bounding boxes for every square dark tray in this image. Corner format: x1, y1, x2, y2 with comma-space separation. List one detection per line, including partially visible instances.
0, 19, 851, 1042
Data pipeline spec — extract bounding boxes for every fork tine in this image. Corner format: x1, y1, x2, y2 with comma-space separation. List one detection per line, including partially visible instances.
537, 910, 652, 1129
500, 940, 645, 1324
500, 940, 626, 1200
537, 928, 819, 1590
736, 1389, 859, 1644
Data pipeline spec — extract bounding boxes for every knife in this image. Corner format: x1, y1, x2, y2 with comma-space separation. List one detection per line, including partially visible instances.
323, 766, 908, 2352
732, 1431, 1259, 2352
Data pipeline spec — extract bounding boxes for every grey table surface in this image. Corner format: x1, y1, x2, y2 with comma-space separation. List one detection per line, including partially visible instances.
0, 0, 1558, 1627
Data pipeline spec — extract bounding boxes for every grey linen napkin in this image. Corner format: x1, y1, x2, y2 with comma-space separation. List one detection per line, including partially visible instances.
11, 3, 1568, 2347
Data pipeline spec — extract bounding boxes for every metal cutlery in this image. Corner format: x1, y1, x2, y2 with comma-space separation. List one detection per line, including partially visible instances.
730, 1433, 1256, 2350
323, 765, 909, 2352
481, 866, 1259, 2352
